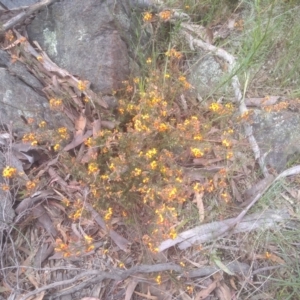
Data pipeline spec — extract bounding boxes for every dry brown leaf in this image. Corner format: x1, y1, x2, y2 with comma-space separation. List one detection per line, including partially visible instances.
245, 96, 280, 107
85, 203, 130, 251
57, 223, 69, 243
2, 36, 26, 50
125, 279, 139, 300
63, 129, 92, 152
179, 289, 192, 300
215, 282, 231, 300
75, 113, 87, 134
193, 192, 205, 222
32, 205, 57, 237
195, 280, 218, 300
101, 120, 117, 129
229, 278, 237, 290
33, 243, 54, 268
26, 273, 39, 289
230, 179, 242, 202
28, 292, 45, 300
15, 190, 55, 215
255, 253, 285, 264
193, 157, 224, 166
93, 119, 101, 136
134, 290, 158, 300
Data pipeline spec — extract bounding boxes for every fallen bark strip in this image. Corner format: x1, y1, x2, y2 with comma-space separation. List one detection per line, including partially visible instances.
84, 202, 131, 252
19, 261, 249, 300
1, 0, 59, 34
159, 164, 300, 251
161, 209, 289, 251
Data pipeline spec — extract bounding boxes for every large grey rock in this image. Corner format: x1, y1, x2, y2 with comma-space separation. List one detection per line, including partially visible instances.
27, 0, 133, 95
252, 110, 300, 172
0, 50, 72, 135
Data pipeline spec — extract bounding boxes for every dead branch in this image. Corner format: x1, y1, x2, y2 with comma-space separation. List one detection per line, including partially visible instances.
159, 164, 300, 251
19, 261, 249, 300
1, 0, 59, 34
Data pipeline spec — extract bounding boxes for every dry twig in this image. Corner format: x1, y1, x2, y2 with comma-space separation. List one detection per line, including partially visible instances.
1, 0, 59, 34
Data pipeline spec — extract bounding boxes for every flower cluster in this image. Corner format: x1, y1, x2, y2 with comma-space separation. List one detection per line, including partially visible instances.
2, 166, 17, 178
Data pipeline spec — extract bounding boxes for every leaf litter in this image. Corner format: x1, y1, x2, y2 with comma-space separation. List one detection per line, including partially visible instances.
0, 6, 300, 300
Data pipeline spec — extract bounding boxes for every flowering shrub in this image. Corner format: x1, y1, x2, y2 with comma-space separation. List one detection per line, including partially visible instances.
9, 14, 240, 254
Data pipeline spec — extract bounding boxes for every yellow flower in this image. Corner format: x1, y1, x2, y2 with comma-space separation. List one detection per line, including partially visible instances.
26, 180, 37, 191
150, 161, 158, 170
265, 251, 272, 259
143, 12, 153, 22
169, 228, 177, 239
193, 134, 203, 141
190, 147, 204, 158
101, 174, 109, 180
226, 151, 233, 159
159, 10, 172, 21
132, 168, 142, 177
22, 132, 38, 145
222, 139, 232, 148
158, 123, 168, 132
104, 207, 113, 221
146, 57, 152, 64
84, 137, 93, 147
168, 187, 177, 198
145, 148, 157, 159
209, 102, 222, 112
84, 235, 93, 244
165, 48, 182, 59
88, 162, 99, 174
57, 127, 69, 140
49, 98, 63, 110
155, 275, 162, 285
38, 121, 47, 128
78, 80, 88, 91
193, 182, 204, 193
53, 144, 60, 151
2, 166, 17, 178
108, 163, 115, 171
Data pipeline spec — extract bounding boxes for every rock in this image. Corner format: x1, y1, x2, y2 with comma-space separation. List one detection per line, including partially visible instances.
0, 51, 72, 137
0, 0, 38, 9
27, 0, 133, 97
252, 109, 300, 172
187, 52, 223, 98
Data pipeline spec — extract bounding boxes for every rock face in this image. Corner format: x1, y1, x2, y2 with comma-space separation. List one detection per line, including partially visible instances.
1, 0, 38, 9
0, 50, 72, 136
188, 53, 223, 98
27, 0, 132, 96
252, 110, 300, 172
